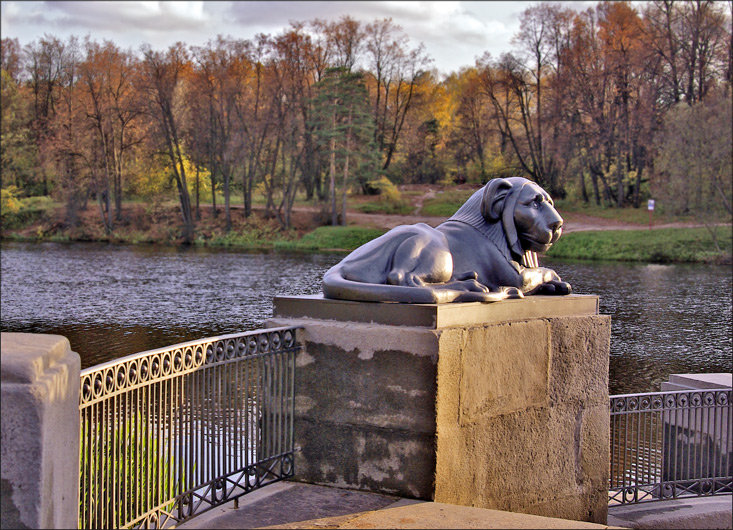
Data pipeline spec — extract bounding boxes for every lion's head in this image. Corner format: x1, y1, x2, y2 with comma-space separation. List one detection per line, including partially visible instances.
481, 177, 564, 260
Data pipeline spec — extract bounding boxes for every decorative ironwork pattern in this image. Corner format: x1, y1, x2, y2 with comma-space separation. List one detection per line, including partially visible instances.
609, 388, 732, 507
78, 327, 300, 529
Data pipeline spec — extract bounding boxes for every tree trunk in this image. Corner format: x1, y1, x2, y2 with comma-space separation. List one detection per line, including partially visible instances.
580, 171, 589, 203
615, 145, 624, 207
223, 169, 231, 232
632, 161, 644, 209
210, 167, 217, 218
341, 109, 352, 226
329, 112, 338, 226
195, 165, 200, 221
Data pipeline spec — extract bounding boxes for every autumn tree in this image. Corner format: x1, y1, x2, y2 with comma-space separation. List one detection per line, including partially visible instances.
190, 36, 251, 231
677, 0, 729, 103
78, 39, 143, 231
363, 18, 432, 171
264, 24, 313, 229
652, 91, 732, 248
1, 38, 37, 191
139, 43, 195, 242
23, 35, 70, 196
324, 15, 364, 71
238, 34, 274, 217
444, 68, 495, 182
44, 37, 93, 226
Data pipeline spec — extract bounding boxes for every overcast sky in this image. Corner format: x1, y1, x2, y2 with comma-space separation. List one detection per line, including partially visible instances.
1, 1, 600, 76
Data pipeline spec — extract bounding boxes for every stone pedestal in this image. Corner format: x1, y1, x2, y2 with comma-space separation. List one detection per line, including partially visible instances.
268, 294, 610, 524
1, 333, 81, 529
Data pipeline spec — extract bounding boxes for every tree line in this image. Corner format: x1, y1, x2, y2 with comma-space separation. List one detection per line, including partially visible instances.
1, 1, 731, 242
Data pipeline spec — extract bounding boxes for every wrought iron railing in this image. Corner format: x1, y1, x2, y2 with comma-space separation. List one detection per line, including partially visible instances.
78, 327, 299, 529
609, 388, 732, 506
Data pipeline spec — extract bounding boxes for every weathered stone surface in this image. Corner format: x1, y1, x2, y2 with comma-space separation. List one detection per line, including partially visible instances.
267, 319, 440, 499
458, 321, 550, 422
269, 296, 611, 524
294, 419, 437, 499
1, 333, 80, 530
291, 323, 440, 433
434, 316, 610, 524
549, 316, 611, 407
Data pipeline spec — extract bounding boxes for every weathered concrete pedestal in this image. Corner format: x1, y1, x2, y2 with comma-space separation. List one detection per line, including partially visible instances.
1, 333, 81, 529
268, 294, 611, 524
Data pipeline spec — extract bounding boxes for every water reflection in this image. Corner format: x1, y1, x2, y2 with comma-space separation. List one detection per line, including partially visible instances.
1, 242, 730, 395
0, 242, 340, 367
547, 258, 732, 395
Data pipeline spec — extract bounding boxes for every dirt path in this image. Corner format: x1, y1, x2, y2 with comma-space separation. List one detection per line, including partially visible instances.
326, 208, 706, 233
206, 200, 709, 233
411, 188, 437, 215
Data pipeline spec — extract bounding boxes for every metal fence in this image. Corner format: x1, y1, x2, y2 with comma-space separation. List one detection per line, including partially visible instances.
78, 327, 299, 529
609, 388, 732, 506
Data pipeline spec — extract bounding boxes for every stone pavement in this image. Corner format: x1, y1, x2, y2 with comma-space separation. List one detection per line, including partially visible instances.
607, 496, 733, 529
177, 482, 620, 529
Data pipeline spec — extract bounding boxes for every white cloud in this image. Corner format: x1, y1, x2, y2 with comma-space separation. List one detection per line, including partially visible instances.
0, 0, 549, 74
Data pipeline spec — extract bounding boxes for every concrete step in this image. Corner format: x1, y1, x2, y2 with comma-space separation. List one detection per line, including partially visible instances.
177, 481, 619, 529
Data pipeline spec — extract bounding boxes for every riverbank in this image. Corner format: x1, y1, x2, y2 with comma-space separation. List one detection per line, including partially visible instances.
1, 197, 730, 264
547, 226, 732, 264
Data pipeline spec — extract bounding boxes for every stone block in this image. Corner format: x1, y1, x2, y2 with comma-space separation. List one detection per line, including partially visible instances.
549, 316, 611, 407
267, 319, 440, 499
458, 320, 550, 422
1, 333, 81, 529
294, 418, 436, 499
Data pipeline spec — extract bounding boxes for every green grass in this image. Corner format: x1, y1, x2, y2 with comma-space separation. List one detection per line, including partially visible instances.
546, 226, 732, 263
196, 226, 297, 249
420, 189, 475, 217
79, 410, 182, 528
554, 199, 696, 225
275, 225, 386, 251
354, 201, 413, 215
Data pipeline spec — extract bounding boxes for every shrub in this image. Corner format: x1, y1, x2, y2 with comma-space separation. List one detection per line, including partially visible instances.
1, 190, 55, 230
363, 176, 401, 201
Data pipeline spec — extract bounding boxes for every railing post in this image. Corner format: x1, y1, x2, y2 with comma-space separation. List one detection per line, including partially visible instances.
1, 333, 80, 529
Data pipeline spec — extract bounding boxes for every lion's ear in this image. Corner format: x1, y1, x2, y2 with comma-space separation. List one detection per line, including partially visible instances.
481, 178, 514, 221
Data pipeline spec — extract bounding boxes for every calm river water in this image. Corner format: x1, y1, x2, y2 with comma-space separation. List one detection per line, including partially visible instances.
1, 241, 730, 395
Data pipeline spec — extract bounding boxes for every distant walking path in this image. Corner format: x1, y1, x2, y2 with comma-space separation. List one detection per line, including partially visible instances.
204, 200, 719, 233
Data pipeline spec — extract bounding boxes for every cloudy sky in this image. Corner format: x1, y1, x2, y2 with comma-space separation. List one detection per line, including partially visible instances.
0, 1, 600, 76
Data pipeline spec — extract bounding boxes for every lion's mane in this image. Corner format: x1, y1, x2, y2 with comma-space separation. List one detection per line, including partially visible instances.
447, 178, 539, 269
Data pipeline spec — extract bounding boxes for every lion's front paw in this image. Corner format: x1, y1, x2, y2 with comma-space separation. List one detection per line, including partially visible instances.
537, 280, 572, 295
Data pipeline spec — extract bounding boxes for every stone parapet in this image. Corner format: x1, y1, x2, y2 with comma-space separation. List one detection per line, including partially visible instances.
1, 333, 80, 529
268, 294, 610, 524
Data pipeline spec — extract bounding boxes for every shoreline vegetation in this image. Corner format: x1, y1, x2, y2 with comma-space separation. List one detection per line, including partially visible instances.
3, 4, 731, 266
2, 189, 730, 265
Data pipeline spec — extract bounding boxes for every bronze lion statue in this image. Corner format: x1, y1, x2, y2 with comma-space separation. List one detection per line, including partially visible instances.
322, 177, 571, 303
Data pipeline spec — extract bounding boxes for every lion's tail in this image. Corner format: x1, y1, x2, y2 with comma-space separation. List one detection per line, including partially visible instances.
322, 267, 457, 304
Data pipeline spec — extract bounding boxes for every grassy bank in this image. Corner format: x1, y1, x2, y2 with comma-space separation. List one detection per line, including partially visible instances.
1, 220, 386, 254
2, 192, 730, 263
274, 226, 386, 252
547, 226, 732, 263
